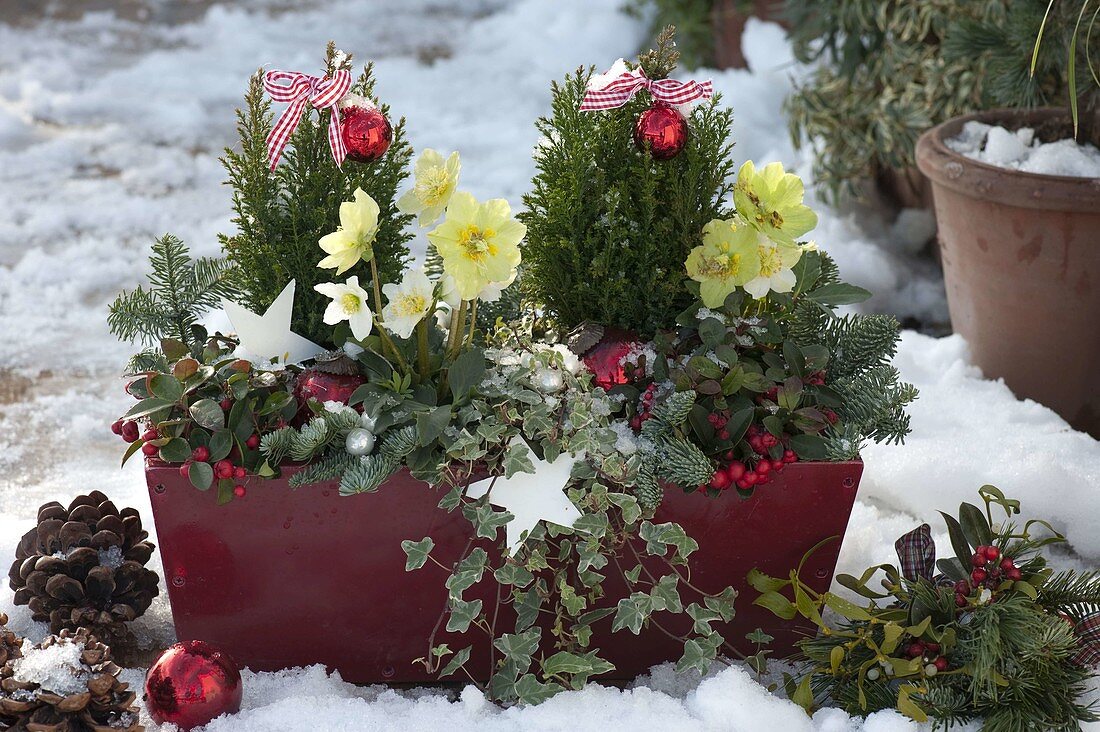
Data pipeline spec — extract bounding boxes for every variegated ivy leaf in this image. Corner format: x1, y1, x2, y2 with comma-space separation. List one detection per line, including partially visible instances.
514, 674, 560, 704
651, 575, 683, 613
493, 629, 541, 670
503, 441, 535, 478
445, 598, 482, 633
439, 646, 472, 678
400, 537, 434, 571
639, 521, 700, 560
611, 592, 654, 635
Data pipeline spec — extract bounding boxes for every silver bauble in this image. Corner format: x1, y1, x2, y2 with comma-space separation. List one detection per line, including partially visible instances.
345, 427, 376, 456
534, 368, 564, 394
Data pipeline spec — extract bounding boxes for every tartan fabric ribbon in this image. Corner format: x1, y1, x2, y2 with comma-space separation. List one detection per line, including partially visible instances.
264, 69, 353, 171
1071, 613, 1100, 666
895, 523, 937, 582
578, 67, 713, 112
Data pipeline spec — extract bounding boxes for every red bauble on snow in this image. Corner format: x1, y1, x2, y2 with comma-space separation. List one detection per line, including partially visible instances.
340, 103, 392, 162
633, 101, 688, 160
144, 640, 243, 731
581, 328, 639, 391
295, 369, 366, 407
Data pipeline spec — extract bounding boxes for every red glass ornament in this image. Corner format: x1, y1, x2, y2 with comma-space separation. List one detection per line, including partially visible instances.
340, 105, 392, 163
293, 369, 366, 425
582, 329, 639, 390
633, 101, 688, 160
144, 640, 243, 731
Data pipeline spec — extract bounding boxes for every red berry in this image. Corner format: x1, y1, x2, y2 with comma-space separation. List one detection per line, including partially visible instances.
984, 546, 1001, 561
141, 429, 159, 443
214, 460, 234, 479
934, 656, 948, 672
179, 462, 191, 478
141, 443, 159, 457
954, 580, 970, 595
718, 429, 730, 441
736, 478, 750, 489
246, 434, 261, 450
1006, 568, 1022, 581
630, 416, 643, 431
755, 471, 771, 486
709, 471, 731, 490
723, 450, 735, 461
971, 568, 987, 583
110, 420, 123, 435
906, 643, 923, 658
707, 413, 720, 425
1000, 558, 1015, 571
824, 409, 838, 424
783, 449, 798, 463
762, 433, 778, 448
971, 553, 986, 567
233, 466, 247, 479
956, 594, 967, 607
749, 437, 765, 454
220, 398, 233, 411
120, 421, 139, 442
772, 459, 785, 472
191, 446, 210, 462
747, 424, 760, 437
643, 392, 654, 403
744, 472, 759, 486
233, 484, 246, 498
756, 459, 772, 474
726, 461, 747, 481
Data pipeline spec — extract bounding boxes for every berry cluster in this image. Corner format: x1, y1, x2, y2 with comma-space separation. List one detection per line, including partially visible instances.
953, 545, 1021, 606
904, 639, 950, 677
629, 384, 660, 431
111, 419, 161, 457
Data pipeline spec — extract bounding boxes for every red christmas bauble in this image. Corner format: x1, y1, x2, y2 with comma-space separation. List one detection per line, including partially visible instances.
582, 328, 639, 391
633, 101, 688, 160
144, 640, 242, 731
340, 104, 392, 163
295, 369, 366, 407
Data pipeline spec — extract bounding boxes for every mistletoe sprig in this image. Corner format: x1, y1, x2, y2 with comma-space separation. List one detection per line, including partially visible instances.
751, 486, 1100, 729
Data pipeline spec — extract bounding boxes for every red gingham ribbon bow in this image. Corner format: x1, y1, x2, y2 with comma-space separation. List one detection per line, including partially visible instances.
579, 67, 713, 112
264, 69, 353, 170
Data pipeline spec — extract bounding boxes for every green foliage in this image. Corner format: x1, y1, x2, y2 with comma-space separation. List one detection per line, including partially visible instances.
752, 488, 1100, 729
108, 234, 236, 366
220, 45, 414, 347
520, 35, 737, 336
787, 0, 1100, 200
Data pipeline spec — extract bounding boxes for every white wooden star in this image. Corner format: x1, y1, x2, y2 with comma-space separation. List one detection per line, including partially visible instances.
221, 280, 326, 365
466, 442, 587, 553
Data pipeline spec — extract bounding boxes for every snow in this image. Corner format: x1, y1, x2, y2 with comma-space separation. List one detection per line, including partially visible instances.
0, 2, 1097, 731
947, 121, 1100, 177
11, 637, 90, 696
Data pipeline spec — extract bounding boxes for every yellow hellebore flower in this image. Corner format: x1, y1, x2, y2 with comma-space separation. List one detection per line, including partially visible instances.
397, 149, 461, 227
732, 160, 818, 245
686, 218, 761, 308
318, 188, 381, 275
426, 191, 524, 301
743, 238, 804, 299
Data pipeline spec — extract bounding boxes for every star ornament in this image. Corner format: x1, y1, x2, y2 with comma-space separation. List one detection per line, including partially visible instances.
466, 442, 588, 553
221, 280, 326, 365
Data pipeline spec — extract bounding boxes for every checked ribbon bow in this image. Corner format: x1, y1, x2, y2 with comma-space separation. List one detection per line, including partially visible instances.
264, 68, 352, 170
579, 66, 713, 112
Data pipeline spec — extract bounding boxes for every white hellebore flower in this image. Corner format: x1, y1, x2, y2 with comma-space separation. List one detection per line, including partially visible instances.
742, 237, 803, 300
318, 188, 381, 275
397, 149, 461, 227
587, 58, 631, 91
381, 269, 434, 339
314, 277, 374, 340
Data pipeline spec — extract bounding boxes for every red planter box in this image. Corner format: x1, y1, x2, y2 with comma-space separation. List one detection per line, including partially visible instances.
145, 461, 861, 683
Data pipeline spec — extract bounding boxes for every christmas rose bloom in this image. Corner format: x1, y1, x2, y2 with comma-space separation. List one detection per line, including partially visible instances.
743, 237, 804, 299
381, 269, 434, 339
318, 188, 381, 275
314, 276, 374, 340
686, 218, 761, 308
427, 191, 524, 301
397, 149, 461, 227
438, 268, 518, 308
732, 161, 817, 245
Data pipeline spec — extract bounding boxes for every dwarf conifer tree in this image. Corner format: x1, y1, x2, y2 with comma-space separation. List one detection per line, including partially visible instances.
520, 29, 737, 337
220, 43, 414, 347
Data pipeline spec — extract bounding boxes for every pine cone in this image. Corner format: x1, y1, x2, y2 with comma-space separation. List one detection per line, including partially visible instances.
0, 627, 142, 732
7, 492, 160, 636
0, 615, 21, 668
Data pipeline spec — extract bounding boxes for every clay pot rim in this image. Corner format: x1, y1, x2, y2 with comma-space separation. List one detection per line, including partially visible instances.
916, 107, 1100, 212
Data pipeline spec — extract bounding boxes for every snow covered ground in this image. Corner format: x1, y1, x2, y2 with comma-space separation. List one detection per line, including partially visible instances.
0, 1, 1097, 729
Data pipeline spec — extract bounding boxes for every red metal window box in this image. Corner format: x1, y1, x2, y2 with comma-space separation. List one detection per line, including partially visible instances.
145, 460, 861, 683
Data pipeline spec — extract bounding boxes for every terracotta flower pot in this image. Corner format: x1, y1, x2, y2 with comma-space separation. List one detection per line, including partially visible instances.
711, 0, 788, 70
916, 109, 1100, 437
145, 460, 861, 683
